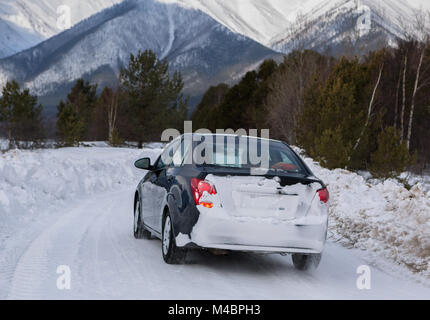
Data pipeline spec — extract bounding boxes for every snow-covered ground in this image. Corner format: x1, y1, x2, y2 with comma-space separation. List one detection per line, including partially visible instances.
294, 148, 430, 280
1, 146, 430, 299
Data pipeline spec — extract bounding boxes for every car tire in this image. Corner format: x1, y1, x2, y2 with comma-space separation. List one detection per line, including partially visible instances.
292, 253, 322, 271
134, 199, 152, 240
162, 213, 187, 264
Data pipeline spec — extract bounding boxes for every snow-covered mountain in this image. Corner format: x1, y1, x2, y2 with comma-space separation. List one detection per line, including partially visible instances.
2, 0, 430, 59
0, 0, 277, 110
160, 0, 297, 46
161, 0, 430, 53
0, 0, 123, 58
270, 0, 430, 54
1, 0, 429, 111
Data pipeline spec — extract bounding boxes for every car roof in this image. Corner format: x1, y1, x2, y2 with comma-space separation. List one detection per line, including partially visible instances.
178, 133, 284, 144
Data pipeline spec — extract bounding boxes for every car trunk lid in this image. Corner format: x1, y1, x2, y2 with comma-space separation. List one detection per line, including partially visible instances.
204, 173, 322, 221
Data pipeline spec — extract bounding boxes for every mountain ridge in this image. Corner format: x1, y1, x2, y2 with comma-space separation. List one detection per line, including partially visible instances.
3, 0, 430, 60
0, 0, 123, 58
0, 0, 279, 113
270, 0, 427, 54
161, 0, 430, 53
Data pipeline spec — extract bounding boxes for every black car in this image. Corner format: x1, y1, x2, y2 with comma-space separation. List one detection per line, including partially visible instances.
133, 134, 329, 270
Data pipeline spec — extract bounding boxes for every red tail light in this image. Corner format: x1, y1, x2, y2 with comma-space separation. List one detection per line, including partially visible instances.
318, 188, 329, 203
191, 178, 217, 208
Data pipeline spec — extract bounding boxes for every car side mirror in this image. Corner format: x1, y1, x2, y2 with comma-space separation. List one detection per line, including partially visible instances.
134, 158, 152, 170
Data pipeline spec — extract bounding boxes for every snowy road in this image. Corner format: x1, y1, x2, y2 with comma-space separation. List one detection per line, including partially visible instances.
3, 188, 430, 300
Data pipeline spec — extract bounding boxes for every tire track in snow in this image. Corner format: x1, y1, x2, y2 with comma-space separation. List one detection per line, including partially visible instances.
73, 195, 119, 298
6, 192, 120, 299
7, 220, 56, 299
4, 187, 430, 299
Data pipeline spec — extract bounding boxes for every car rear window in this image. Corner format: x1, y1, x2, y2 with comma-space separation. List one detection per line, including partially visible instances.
189, 135, 308, 175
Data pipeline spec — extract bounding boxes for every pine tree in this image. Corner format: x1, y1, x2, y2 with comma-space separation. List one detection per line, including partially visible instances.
0, 80, 44, 149
56, 100, 85, 146
296, 76, 325, 152
191, 84, 229, 131
370, 127, 416, 178
297, 58, 374, 169
120, 50, 188, 144
56, 79, 98, 145
211, 59, 278, 131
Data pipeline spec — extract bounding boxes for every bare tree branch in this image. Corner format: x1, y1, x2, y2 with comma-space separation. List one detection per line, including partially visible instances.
349, 63, 384, 162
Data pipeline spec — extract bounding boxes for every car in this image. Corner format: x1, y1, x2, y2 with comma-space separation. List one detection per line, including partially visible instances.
133, 133, 329, 270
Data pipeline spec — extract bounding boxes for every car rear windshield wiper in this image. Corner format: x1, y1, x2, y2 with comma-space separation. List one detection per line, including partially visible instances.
198, 164, 244, 169
266, 170, 309, 177
198, 164, 259, 172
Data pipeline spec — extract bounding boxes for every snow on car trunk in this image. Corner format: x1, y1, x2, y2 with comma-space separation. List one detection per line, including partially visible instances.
205, 174, 321, 221
186, 173, 328, 253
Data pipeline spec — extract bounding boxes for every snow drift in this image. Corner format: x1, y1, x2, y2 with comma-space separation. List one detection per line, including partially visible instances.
0, 147, 161, 238
294, 148, 430, 278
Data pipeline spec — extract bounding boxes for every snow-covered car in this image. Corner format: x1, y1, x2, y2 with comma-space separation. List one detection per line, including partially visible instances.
133, 134, 329, 269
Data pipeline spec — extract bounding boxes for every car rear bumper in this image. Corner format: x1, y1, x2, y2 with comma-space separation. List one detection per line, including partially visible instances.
191, 244, 323, 254
176, 207, 328, 254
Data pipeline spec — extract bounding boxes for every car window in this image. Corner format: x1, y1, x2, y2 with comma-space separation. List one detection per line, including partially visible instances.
172, 140, 184, 167
192, 135, 307, 174
172, 138, 193, 167
155, 139, 181, 170
280, 152, 294, 164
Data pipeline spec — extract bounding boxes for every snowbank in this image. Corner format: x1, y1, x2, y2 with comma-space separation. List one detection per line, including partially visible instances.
0, 139, 166, 151
405, 173, 430, 193
0, 147, 161, 237
0, 139, 8, 151
1, 145, 429, 280
294, 148, 430, 278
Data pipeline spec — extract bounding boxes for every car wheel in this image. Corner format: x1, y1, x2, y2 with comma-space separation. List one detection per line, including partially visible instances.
292, 253, 322, 271
134, 199, 152, 239
162, 213, 187, 264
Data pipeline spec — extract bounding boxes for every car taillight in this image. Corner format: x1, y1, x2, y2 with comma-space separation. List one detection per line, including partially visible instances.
318, 188, 329, 203
191, 178, 217, 208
